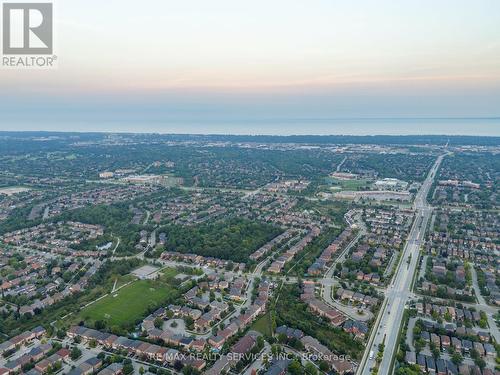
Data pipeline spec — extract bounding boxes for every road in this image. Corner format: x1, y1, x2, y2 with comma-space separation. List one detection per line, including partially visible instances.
358, 153, 445, 375
111, 236, 121, 255
336, 156, 347, 172
470, 267, 500, 343
321, 211, 373, 321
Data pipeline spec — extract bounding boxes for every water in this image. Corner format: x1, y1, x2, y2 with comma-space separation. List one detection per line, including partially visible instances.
3, 117, 500, 136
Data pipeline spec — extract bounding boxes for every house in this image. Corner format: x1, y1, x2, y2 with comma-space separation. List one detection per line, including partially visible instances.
440, 335, 450, 350
229, 335, 257, 366
436, 359, 446, 375
104, 334, 119, 348
205, 356, 230, 375
416, 354, 426, 371
144, 344, 162, 360
190, 339, 206, 352
136, 342, 152, 356
344, 320, 369, 339
473, 342, 485, 357
208, 335, 226, 349
84, 357, 103, 371
430, 333, 441, 348
164, 349, 181, 366
405, 351, 416, 365
451, 337, 462, 351
4, 361, 22, 374
77, 362, 94, 375
275, 325, 304, 340
0, 341, 14, 355
154, 347, 168, 362
180, 357, 206, 372
98, 363, 123, 375
445, 360, 458, 375
477, 331, 489, 342
265, 359, 290, 375
35, 360, 51, 373
458, 363, 470, 375
32, 326, 47, 338
483, 343, 496, 357
421, 331, 430, 342
462, 339, 473, 353
301, 336, 353, 374
67, 326, 88, 339
426, 356, 436, 374
56, 348, 71, 362
67, 368, 84, 375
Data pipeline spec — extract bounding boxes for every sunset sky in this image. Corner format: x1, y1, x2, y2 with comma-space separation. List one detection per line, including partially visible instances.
1, 0, 500, 134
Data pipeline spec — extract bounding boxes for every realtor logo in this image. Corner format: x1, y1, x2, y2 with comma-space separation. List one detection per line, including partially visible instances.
2, 3, 53, 54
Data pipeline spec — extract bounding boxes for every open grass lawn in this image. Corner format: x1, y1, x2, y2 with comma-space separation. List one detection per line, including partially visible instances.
80, 279, 178, 328
251, 311, 273, 337
326, 177, 371, 191
160, 267, 178, 280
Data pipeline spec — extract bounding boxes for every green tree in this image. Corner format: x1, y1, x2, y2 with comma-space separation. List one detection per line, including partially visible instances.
123, 364, 133, 375
70, 346, 82, 360
154, 317, 163, 329
305, 362, 318, 375
288, 360, 302, 375
451, 352, 463, 365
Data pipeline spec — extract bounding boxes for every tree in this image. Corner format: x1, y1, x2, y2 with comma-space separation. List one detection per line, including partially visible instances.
444, 311, 452, 322
256, 336, 264, 350
318, 360, 330, 372
122, 364, 133, 375
451, 352, 463, 365
429, 342, 440, 359
288, 360, 302, 375
305, 362, 318, 375
277, 333, 287, 344
414, 338, 425, 354
95, 320, 106, 330
154, 317, 163, 329
56, 330, 66, 339
474, 357, 486, 370
185, 316, 194, 329
70, 346, 82, 360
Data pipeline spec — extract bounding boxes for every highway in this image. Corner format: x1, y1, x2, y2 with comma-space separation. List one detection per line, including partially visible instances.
358, 154, 445, 375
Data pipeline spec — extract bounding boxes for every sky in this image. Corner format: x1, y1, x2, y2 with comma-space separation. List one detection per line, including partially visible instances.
1, 0, 500, 135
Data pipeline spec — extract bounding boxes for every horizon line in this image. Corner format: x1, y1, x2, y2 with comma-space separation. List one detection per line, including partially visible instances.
1, 130, 499, 139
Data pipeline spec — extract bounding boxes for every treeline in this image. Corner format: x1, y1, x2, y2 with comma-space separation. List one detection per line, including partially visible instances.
342, 153, 435, 182
58, 203, 139, 255
275, 284, 364, 360
285, 226, 342, 276
158, 218, 283, 263
0, 259, 142, 337
3, 132, 499, 147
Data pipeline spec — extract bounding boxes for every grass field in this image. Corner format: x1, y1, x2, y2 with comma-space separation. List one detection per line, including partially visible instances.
251, 311, 273, 336
160, 267, 178, 280
326, 177, 371, 191
80, 279, 178, 328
